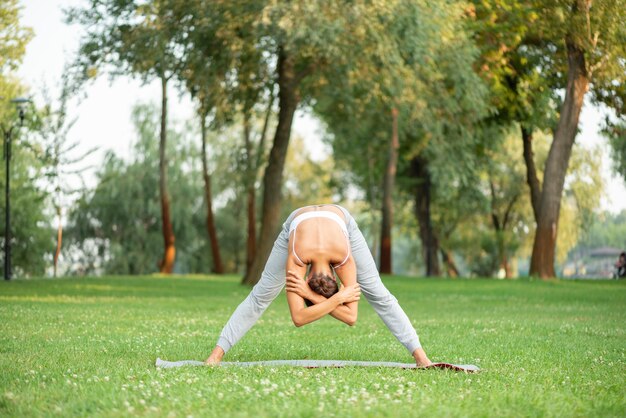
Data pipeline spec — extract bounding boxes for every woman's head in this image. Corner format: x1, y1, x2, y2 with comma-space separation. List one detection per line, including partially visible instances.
305, 271, 339, 307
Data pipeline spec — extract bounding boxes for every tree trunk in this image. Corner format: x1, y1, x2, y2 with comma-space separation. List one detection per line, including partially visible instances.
410, 155, 441, 276
200, 112, 224, 274
501, 254, 512, 278
242, 50, 300, 285
494, 229, 512, 278
529, 37, 589, 278
380, 107, 399, 274
53, 205, 62, 278
243, 90, 274, 277
243, 111, 256, 272
440, 248, 459, 277
521, 126, 542, 221
158, 76, 176, 274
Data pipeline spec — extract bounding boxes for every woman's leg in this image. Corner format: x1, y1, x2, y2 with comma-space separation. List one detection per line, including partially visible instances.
214, 209, 300, 354
337, 206, 422, 355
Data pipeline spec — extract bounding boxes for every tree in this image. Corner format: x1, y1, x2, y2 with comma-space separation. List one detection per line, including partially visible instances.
0, 0, 49, 277
67, 104, 212, 275
527, 0, 625, 278
176, 1, 269, 275
380, 108, 399, 273
243, 1, 404, 284
470, 0, 626, 278
315, 0, 489, 276
446, 128, 603, 277
35, 73, 97, 277
67, 0, 193, 273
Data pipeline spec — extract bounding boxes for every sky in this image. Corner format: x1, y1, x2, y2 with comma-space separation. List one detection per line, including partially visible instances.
13, 0, 626, 214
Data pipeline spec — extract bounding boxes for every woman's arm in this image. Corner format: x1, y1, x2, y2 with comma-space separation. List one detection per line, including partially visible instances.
331, 257, 359, 325
285, 255, 360, 327
286, 271, 358, 326
303, 291, 358, 326
286, 283, 360, 327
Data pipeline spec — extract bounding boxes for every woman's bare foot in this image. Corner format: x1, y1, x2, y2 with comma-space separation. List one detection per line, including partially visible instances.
412, 347, 432, 367
205, 346, 225, 365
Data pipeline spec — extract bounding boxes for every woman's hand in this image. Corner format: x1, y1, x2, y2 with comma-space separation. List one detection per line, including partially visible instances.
336, 283, 361, 304
285, 270, 313, 300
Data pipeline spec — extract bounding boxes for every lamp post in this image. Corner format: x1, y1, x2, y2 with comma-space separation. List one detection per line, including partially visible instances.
1, 97, 31, 280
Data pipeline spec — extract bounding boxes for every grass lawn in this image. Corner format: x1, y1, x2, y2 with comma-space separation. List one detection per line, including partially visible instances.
0, 275, 624, 417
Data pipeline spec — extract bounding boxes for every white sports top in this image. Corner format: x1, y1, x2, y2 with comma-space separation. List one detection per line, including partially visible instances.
289, 211, 350, 268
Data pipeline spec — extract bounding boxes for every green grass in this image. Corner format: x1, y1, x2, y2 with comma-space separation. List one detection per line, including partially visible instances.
0, 275, 624, 417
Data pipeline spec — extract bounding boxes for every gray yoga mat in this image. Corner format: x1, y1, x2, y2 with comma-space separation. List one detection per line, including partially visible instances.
155, 358, 479, 372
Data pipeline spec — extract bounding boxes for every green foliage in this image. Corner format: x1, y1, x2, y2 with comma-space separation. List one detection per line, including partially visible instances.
446, 128, 604, 276
0, 0, 32, 123
67, 0, 192, 83
0, 1, 48, 277
1, 276, 624, 416
56, 0, 616, 278
0, 0, 33, 74
316, 0, 490, 219
282, 135, 335, 211
468, 0, 557, 130
471, 0, 626, 124
570, 210, 626, 253
65, 105, 339, 275
0, 139, 52, 276
67, 104, 211, 274
602, 120, 626, 181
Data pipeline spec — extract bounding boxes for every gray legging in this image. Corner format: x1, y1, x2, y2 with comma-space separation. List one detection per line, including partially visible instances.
216, 205, 422, 355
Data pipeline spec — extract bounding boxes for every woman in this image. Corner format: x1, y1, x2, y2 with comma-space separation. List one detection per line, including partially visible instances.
205, 204, 432, 366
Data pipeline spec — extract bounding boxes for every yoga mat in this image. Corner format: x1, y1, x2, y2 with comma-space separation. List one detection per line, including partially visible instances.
155, 358, 479, 372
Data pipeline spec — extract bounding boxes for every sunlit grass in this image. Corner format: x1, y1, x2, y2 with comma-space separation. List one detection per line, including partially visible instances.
1, 275, 624, 417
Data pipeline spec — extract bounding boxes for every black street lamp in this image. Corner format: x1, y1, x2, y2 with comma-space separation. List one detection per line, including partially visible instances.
1, 97, 31, 280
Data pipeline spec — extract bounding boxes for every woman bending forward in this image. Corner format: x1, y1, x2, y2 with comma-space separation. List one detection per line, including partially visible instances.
205, 204, 432, 366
